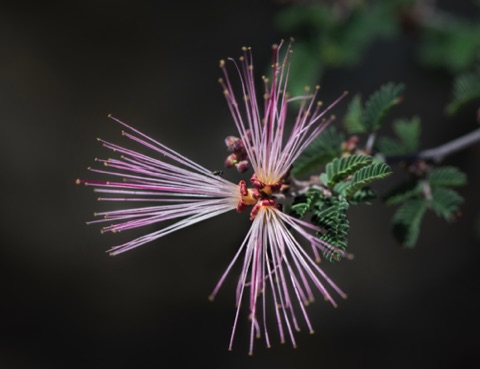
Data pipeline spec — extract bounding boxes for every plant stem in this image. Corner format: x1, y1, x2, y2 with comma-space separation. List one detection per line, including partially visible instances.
387, 127, 480, 164
419, 127, 480, 163
365, 132, 377, 154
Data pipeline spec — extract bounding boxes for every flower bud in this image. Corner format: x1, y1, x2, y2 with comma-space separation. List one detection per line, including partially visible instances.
236, 160, 250, 173
225, 153, 238, 168
225, 136, 243, 152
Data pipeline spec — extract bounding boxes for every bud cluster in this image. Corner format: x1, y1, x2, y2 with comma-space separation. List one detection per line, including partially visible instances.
224, 131, 252, 173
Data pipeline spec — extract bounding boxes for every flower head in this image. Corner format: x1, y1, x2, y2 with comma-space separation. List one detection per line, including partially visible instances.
78, 39, 348, 354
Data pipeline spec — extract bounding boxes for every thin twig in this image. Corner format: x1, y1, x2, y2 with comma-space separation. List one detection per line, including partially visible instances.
418, 127, 480, 163
386, 128, 480, 164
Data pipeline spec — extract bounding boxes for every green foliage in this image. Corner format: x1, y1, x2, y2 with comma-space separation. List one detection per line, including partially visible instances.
342, 83, 404, 135
349, 186, 377, 205
446, 65, 480, 115
320, 154, 372, 187
274, 2, 398, 96
274, 0, 480, 102
274, 0, 477, 251
290, 189, 350, 262
343, 94, 364, 134
392, 199, 428, 248
427, 166, 467, 187
290, 189, 323, 220
312, 197, 350, 262
429, 187, 464, 221
385, 165, 467, 247
392, 117, 421, 153
376, 116, 421, 155
290, 153, 391, 261
292, 126, 345, 177
374, 136, 404, 157
363, 83, 405, 132
383, 181, 423, 206
419, 19, 480, 73
335, 162, 392, 197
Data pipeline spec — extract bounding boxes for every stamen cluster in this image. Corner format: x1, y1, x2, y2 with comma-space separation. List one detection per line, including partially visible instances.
236, 174, 284, 220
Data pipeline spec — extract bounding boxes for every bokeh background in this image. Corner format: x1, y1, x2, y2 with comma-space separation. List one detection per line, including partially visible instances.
1, 1, 479, 368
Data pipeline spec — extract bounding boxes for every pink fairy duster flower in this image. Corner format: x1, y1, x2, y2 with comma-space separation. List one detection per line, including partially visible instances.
77, 39, 348, 354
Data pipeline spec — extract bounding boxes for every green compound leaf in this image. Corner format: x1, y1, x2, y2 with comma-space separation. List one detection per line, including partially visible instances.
429, 187, 464, 221
383, 181, 423, 206
290, 189, 323, 219
334, 161, 392, 197
392, 116, 421, 153
392, 198, 428, 248
274, 3, 336, 32
446, 65, 480, 115
348, 186, 377, 205
376, 116, 421, 155
343, 94, 364, 134
419, 20, 480, 74
428, 166, 467, 187
292, 126, 345, 178
321, 154, 372, 187
312, 197, 350, 263
375, 136, 405, 156
363, 82, 405, 132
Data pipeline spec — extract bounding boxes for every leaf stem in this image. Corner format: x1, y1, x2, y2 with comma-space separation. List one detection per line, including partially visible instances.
365, 132, 377, 154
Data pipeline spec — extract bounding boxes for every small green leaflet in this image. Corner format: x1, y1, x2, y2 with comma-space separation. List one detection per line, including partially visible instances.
363, 82, 405, 132
320, 154, 372, 187
344, 83, 405, 134
334, 162, 392, 197
376, 116, 421, 156
427, 166, 467, 187
318, 154, 392, 197
446, 64, 480, 115
392, 199, 427, 248
429, 187, 464, 221
386, 165, 467, 247
343, 94, 364, 134
312, 197, 350, 262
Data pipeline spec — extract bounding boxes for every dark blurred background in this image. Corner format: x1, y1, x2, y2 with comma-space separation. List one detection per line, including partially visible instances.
1, 1, 479, 368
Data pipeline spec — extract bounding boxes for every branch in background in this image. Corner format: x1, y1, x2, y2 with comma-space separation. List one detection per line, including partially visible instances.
419, 127, 480, 163
387, 127, 480, 164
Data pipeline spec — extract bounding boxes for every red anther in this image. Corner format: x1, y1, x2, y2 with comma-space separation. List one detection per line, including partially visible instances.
237, 200, 247, 213
248, 188, 260, 200
250, 174, 264, 190
260, 199, 275, 207
275, 203, 283, 212
249, 203, 261, 220
269, 180, 282, 193
239, 180, 248, 196
249, 198, 276, 220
